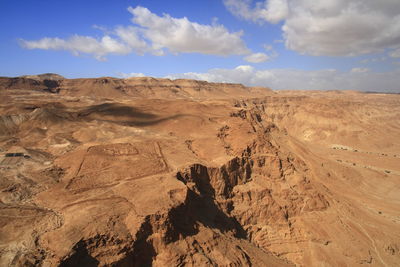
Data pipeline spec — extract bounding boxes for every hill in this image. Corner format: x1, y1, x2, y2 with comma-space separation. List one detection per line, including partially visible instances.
0, 75, 273, 99
0, 75, 399, 266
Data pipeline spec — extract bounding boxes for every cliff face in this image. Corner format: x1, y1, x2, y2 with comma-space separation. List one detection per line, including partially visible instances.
0, 76, 399, 266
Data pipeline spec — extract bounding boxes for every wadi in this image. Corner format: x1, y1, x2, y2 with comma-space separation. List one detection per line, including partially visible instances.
0, 74, 399, 266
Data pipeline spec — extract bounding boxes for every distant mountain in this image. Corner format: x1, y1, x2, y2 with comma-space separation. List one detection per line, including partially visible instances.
0, 75, 273, 99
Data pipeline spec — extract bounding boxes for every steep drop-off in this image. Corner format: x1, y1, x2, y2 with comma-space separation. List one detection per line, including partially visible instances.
0, 76, 399, 266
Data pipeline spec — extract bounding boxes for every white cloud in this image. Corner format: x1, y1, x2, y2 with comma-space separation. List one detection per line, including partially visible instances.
389, 48, 400, 58
166, 66, 400, 92
114, 26, 149, 55
360, 57, 387, 64
166, 65, 257, 84
244, 44, 279, 63
20, 35, 131, 60
117, 72, 146, 78
351, 68, 369, 73
263, 44, 273, 51
244, 52, 270, 63
127, 6, 249, 56
20, 6, 250, 60
223, 0, 288, 24
224, 0, 400, 56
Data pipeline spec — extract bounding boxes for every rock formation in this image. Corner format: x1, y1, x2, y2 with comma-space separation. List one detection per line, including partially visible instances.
0, 75, 399, 266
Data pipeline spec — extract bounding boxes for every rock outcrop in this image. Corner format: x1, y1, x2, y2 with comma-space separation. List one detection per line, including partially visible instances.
0, 76, 399, 266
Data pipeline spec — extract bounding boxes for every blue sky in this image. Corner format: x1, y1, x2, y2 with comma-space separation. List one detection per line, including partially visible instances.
1, 0, 400, 92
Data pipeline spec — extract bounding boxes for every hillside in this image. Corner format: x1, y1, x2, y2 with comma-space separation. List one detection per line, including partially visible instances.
0, 76, 399, 266
0, 76, 273, 99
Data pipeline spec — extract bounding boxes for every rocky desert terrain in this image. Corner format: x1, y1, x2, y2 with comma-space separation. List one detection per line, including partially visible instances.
0, 74, 399, 266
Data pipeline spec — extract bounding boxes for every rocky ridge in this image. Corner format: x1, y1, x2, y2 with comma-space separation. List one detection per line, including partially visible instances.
0, 75, 399, 266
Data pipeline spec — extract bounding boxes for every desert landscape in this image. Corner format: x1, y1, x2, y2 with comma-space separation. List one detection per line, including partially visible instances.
0, 74, 399, 266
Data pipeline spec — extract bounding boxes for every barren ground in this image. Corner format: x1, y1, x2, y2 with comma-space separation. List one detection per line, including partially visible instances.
0, 76, 399, 266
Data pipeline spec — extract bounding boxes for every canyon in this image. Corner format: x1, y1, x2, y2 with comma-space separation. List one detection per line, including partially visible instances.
0, 74, 399, 266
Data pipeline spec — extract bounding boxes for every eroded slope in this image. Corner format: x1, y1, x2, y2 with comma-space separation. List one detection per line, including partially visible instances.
0, 78, 399, 266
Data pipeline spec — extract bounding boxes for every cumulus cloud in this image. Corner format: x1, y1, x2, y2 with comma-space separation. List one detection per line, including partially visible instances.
244, 52, 270, 63
20, 35, 131, 61
20, 6, 250, 60
224, 0, 400, 56
116, 72, 146, 78
128, 6, 249, 56
166, 66, 400, 92
360, 57, 387, 64
223, 0, 288, 24
389, 48, 400, 58
351, 68, 370, 73
263, 44, 273, 51
243, 44, 279, 63
114, 26, 149, 55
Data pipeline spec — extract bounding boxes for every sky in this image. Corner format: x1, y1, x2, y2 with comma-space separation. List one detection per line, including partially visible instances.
1, 0, 400, 92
